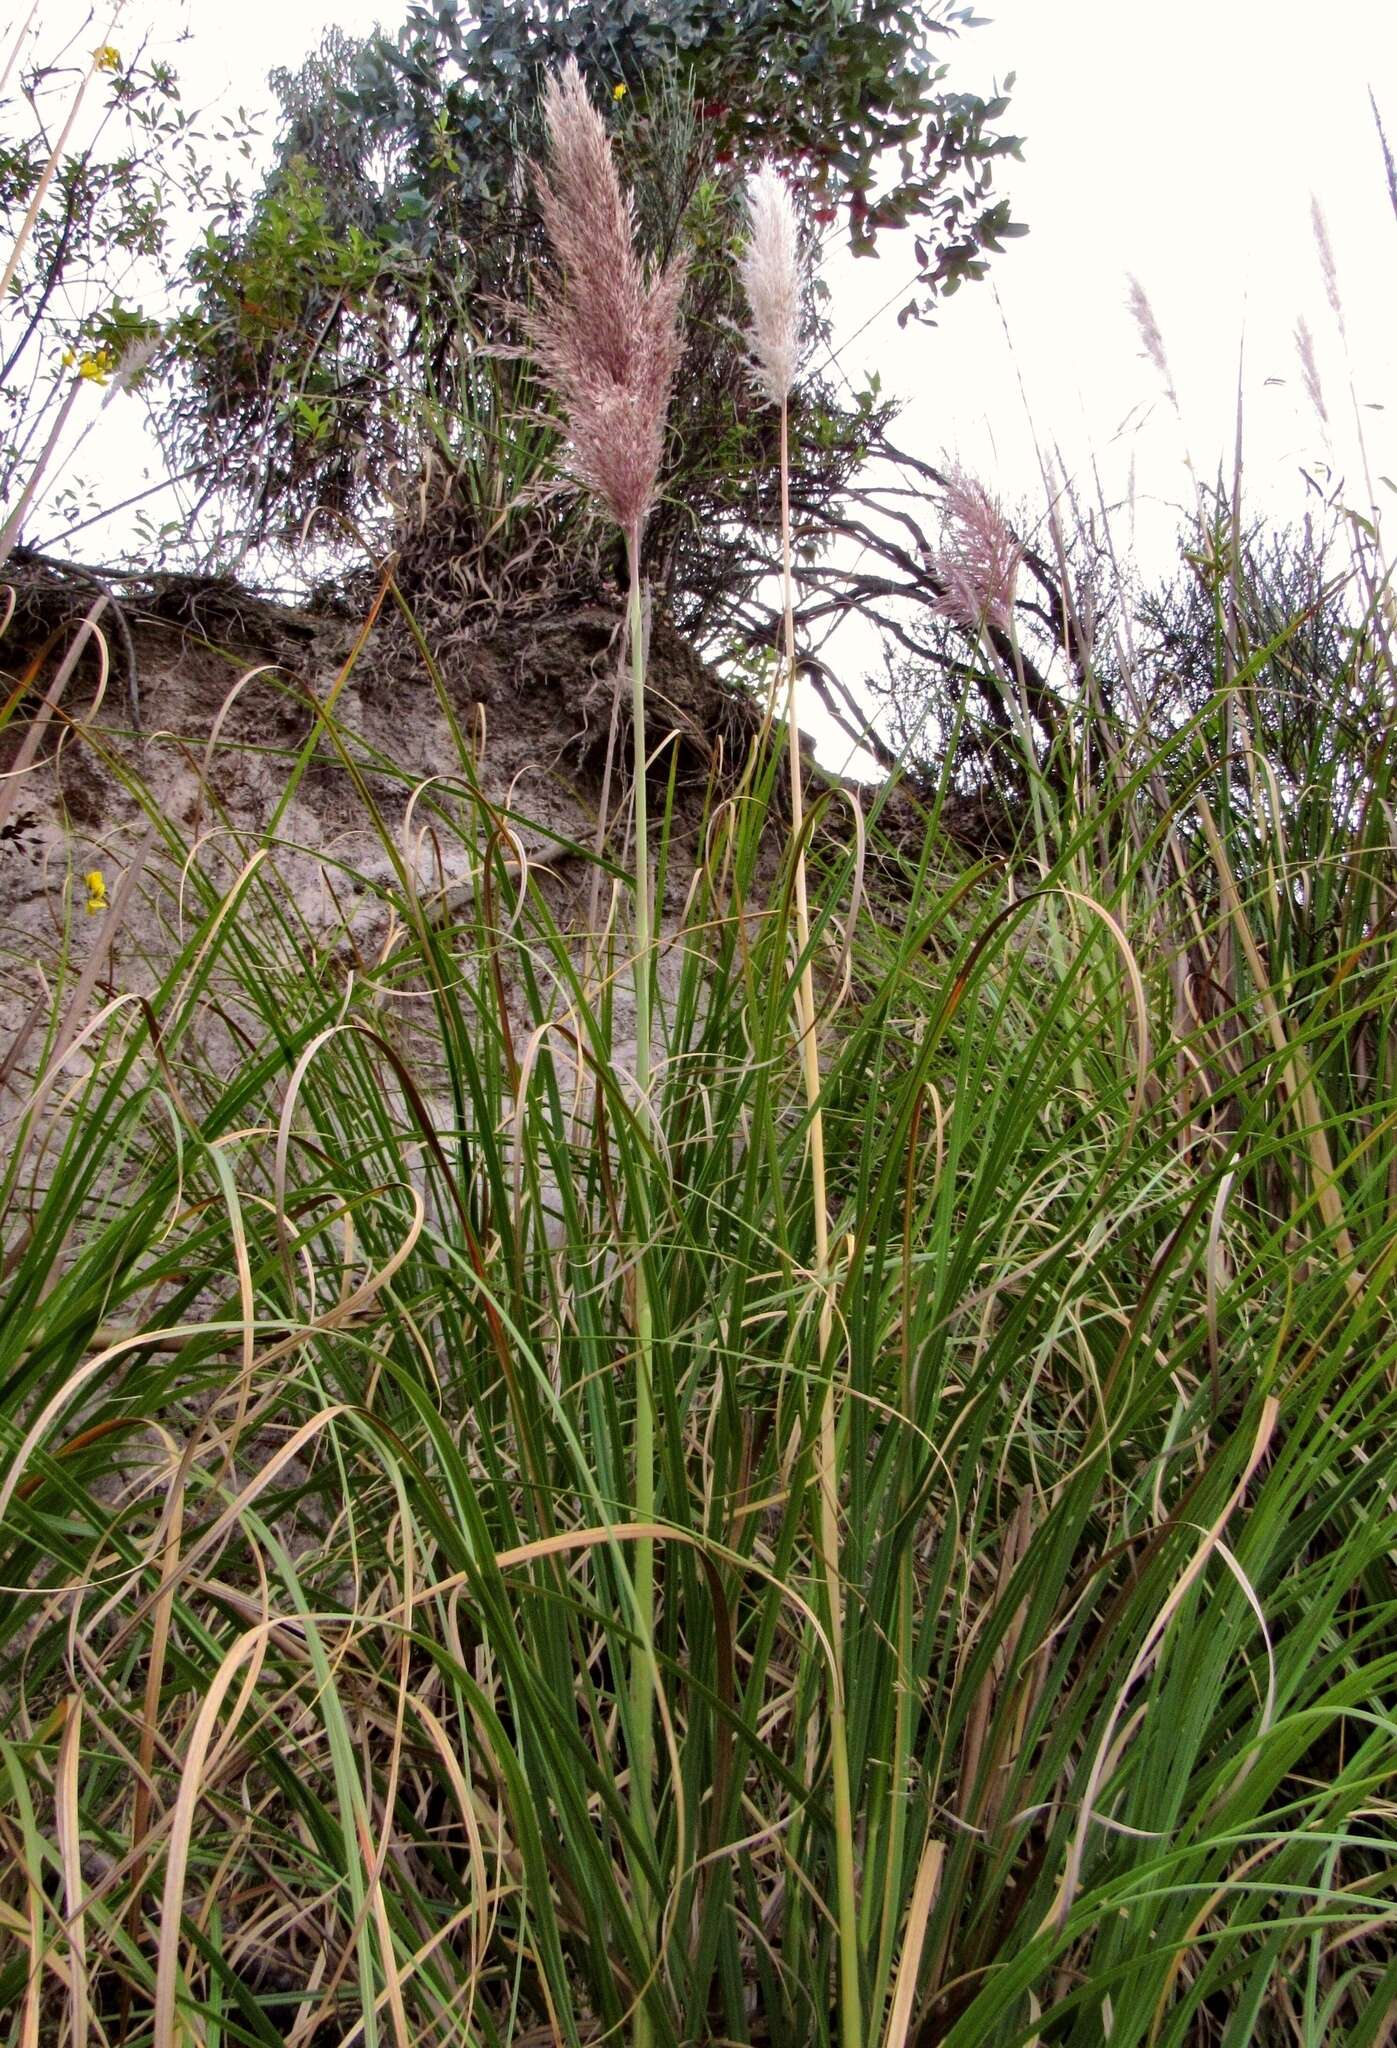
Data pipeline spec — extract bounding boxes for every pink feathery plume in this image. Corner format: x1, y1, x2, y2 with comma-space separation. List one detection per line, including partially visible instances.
1126, 274, 1174, 399
931, 465, 1023, 634
530, 58, 687, 533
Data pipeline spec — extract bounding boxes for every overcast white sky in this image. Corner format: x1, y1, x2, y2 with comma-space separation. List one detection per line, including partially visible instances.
13, 0, 1397, 762
831, 0, 1397, 566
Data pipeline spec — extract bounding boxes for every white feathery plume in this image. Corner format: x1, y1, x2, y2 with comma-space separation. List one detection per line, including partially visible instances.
100, 331, 161, 411
738, 160, 802, 405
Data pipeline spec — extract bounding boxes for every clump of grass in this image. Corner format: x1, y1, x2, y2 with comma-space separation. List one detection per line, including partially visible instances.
2, 124, 1397, 2048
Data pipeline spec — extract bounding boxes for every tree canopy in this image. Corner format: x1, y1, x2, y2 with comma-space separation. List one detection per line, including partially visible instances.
166, 0, 1023, 641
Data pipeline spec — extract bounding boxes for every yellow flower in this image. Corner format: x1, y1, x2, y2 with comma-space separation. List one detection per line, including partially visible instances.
93, 45, 121, 73
612, 81, 628, 100
83, 869, 108, 915
62, 347, 76, 368
75, 346, 117, 387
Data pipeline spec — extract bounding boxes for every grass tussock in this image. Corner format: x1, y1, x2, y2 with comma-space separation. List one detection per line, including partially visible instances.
2, 516, 1395, 2048
2, 80, 1396, 2048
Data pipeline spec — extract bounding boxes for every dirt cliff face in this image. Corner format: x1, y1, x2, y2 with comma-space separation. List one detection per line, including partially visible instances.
0, 562, 775, 1088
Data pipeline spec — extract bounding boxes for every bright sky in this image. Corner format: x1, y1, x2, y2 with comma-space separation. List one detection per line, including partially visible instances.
13, 0, 1397, 765
826, 0, 1397, 567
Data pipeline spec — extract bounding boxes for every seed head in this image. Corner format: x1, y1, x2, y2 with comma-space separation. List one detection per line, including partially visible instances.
1311, 197, 1346, 338
530, 58, 687, 533
931, 466, 1022, 634
1294, 315, 1328, 426
101, 331, 161, 411
1126, 275, 1178, 411
738, 160, 802, 405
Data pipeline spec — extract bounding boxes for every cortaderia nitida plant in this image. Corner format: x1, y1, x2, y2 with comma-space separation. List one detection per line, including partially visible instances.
529, 56, 688, 2033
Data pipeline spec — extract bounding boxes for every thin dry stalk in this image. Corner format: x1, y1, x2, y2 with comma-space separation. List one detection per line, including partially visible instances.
740, 157, 862, 2048
882, 1836, 944, 2048
1373, 89, 1397, 226
0, 376, 82, 569
0, 33, 108, 307
0, 2, 40, 100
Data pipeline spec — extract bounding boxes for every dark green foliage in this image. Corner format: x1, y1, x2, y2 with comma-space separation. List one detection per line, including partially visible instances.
1133, 495, 1385, 793
166, 3, 1020, 628
352, 0, 1023, 285
2, 533, 1395, 2042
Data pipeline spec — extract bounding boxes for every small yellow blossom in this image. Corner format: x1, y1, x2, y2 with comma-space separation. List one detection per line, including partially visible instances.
83, 869, 108, 915
93, 45, 121, 73
62, 347, 76, 367
612, 81, 628, 100
73, 346, 117, 387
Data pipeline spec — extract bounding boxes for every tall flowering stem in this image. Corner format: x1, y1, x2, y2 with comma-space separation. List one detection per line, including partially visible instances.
531, 61, 685, 2030
740, 161, 863, 2048
623, 510, 656, 1868
930, 466, 1059, 860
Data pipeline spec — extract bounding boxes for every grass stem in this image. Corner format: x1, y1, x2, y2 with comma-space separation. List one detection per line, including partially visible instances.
780, 398, 863, 2048
625, 521, 659, 2043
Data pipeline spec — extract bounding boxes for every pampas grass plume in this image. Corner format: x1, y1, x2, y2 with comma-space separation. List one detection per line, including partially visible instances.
932, 465, 1023, 633
1294, 315, 1328, 426
1126, 273, 1179, 412
1311, 196, 1345, 333
530, 58, 687, 534
738, 160, 801, 405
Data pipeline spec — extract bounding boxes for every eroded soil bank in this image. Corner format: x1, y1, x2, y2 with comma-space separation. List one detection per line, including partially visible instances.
1, 561, 785, 1071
